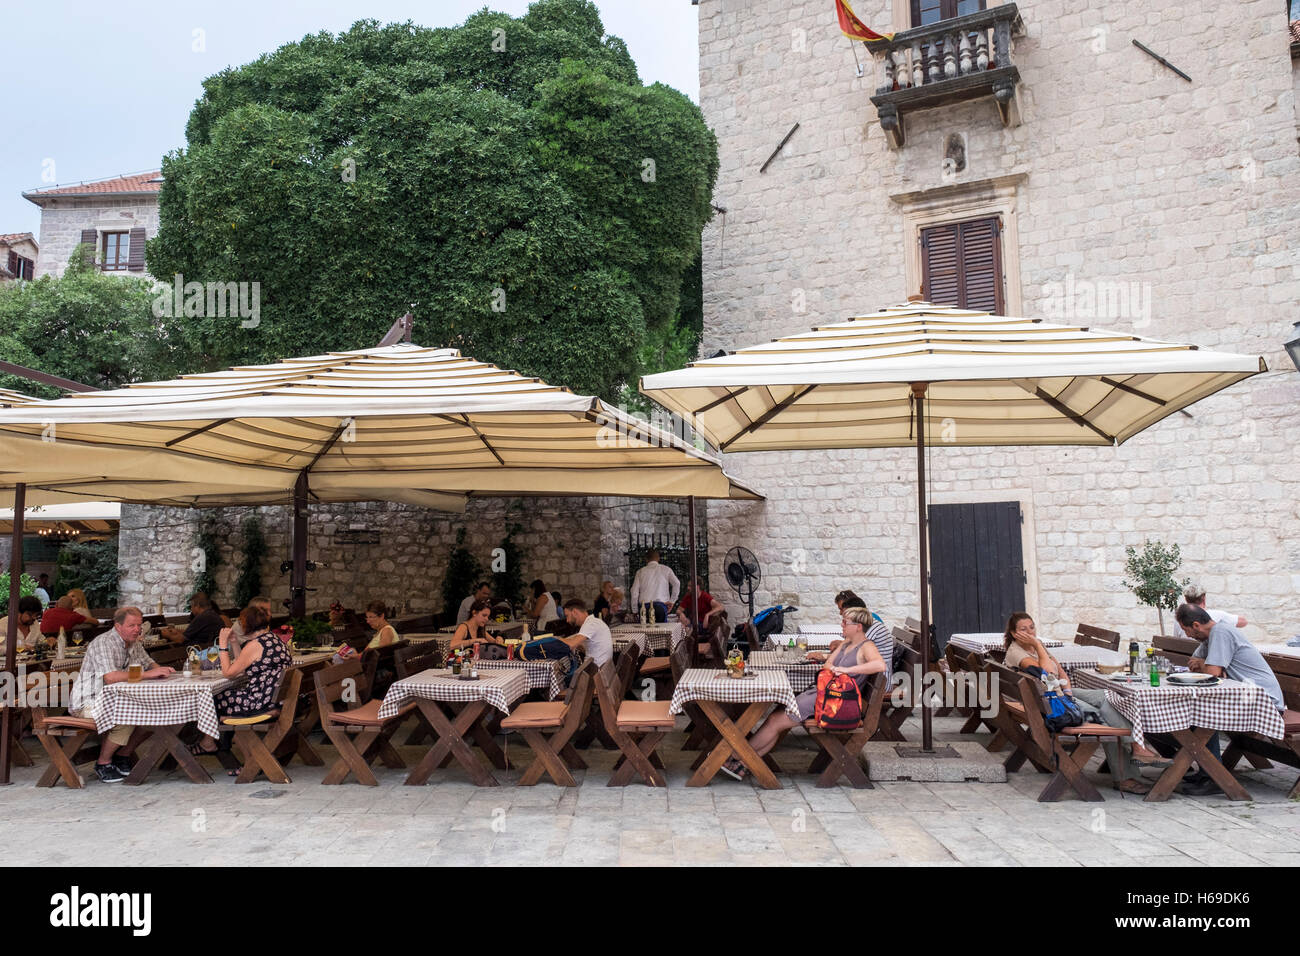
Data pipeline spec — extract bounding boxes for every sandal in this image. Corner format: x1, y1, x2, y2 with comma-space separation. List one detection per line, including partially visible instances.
188, 741, 218, 757
1114, 778, 1152, 795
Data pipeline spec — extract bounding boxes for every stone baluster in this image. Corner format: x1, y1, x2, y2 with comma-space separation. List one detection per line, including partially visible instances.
959, 31, 972, 75
877, 50, 895, 93
927, 38, 941, 84
976, 30, 989, 72
911, 42, 924, 87
943, 32, 958, 79
894, 46, 910, 88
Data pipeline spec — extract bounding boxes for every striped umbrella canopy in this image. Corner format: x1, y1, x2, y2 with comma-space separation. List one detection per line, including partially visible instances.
641, 301, 1266, 749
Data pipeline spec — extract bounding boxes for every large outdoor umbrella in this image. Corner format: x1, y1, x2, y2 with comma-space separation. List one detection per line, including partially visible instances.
0, 342, 758, 616
641, 301, 1266, 749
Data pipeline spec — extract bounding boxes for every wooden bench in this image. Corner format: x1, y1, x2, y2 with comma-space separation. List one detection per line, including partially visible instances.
593, 661, 674, 787
33, 711, 99, 788
876, 629, 918, 741
501, 661, 596, 786
986, 659, 1131, 801
1073, 623, 1121, 652
1153, 633, 1196, 668
801, 671, 888, 788
223, 669, 303, 784
314, 659, 412, 785
1220, 653, 1300, 798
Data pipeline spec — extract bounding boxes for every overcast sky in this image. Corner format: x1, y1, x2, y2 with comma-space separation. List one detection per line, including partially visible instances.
0, 0, 700, 237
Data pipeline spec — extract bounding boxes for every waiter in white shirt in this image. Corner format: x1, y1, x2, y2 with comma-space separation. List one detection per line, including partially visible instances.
630, 550, 679, 623
1182, 585, 1247, 629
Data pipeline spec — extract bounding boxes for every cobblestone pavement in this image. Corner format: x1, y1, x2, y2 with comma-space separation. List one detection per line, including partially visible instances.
4, 715, 1297, 866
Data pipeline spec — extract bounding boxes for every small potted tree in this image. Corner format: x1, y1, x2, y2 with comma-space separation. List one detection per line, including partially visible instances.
1122, 540, 1190, 637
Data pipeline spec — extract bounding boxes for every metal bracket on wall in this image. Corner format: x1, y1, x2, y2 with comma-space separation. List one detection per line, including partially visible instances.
1131, 40, 1192, 82
760, 123, 800, 174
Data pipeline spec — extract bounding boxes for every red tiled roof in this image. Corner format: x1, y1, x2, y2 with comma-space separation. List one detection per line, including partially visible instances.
0, 233, 36, 245
1291, 20, 1300, 45
24, 171, 162, 200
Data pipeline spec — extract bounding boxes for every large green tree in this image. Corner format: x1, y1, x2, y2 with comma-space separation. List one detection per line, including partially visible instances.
148, 0, 717, 400
0, 251, 183, 397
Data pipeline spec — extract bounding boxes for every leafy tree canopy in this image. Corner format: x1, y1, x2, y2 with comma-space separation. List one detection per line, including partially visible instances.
0, 251, 185, 398
148, 0, 717, 400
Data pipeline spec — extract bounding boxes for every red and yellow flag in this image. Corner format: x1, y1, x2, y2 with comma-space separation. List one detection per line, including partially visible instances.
835, 0, 893, 43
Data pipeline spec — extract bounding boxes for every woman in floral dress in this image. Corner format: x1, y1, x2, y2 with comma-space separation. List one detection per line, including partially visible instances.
190, 604, 292, 757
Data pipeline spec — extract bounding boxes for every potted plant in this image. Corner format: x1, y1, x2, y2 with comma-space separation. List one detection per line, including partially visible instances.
1122, 539, 1190, 637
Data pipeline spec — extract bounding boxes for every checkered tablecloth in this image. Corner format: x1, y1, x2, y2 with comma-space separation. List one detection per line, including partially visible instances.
797, 624, 841, 635
1049, 645, 1124, 678
949, 633, 1064, 654
612, 623, 683, 653
669, 667, 799, 718
377, 667, 528, 719
474, 658, 566, 699
93, 674, 234, 739
611, 630, 651, 656
1073, 669, 1287, 750
745, 651, 821, 694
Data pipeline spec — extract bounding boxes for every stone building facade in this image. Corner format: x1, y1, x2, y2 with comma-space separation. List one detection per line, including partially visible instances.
695, 0, 1300, 640
117, 496, 696, 618
23, 172, 161, 278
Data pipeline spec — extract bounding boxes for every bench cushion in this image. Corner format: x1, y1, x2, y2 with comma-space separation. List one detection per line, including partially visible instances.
325, 700, 411, 727
639, 657, 671, 676
1058, 723, 1128, 738
37, 716, 97, 732
1284, 709, 1300, 735
501, 702, 567, 730
801, 719, 864, 733
616, 700, 675, 728
222, 710, 279, 727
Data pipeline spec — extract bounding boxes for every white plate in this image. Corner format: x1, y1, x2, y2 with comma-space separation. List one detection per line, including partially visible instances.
1167, 672, 1218, 684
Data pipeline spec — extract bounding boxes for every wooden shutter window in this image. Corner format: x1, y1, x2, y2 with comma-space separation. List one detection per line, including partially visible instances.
127, 226, 147, 271
5, 251, 15, 277
79, 228, 98, 268
920, 216, 1004, 313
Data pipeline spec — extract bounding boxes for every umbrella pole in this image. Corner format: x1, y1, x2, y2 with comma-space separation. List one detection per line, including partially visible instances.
291, 471, 308, 619
687, 495, 697, 637
912, 384, 934, 752
1, 482, 24, 785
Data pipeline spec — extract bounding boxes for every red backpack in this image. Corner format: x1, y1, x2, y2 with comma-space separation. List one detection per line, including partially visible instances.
814, 670, 863, 729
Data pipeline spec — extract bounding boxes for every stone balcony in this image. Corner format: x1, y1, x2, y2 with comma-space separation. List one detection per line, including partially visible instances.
868, 3, 1025, 149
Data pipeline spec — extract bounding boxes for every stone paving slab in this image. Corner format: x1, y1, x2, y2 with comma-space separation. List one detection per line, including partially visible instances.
0, 713, 1296, 866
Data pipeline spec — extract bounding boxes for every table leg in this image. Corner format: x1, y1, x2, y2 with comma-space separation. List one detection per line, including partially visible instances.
125, 725, 213, 784
688, 700, 781, 790
405, 700, 497, 787
1167, 728, 1250, 801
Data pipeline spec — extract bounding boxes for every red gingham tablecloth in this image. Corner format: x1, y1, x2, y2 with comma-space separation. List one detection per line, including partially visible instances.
1073, 669, 1286, 750
612, 623, 683, 653
93, 674, 234, 739
669, 667, 799, 718
377, 667, 528, 719
474, 658, 566, 699
745, 651, 821, 694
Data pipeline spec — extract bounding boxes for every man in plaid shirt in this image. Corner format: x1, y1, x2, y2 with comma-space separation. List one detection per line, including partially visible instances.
69, 606, 174, 783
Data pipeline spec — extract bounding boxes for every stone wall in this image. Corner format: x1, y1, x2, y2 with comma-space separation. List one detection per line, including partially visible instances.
32, 198, 160, 278
118, 496, 698, 617
697, 0, 1300, 640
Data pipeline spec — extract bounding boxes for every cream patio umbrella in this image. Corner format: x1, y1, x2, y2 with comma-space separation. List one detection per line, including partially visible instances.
641, 301, 1266, 750
0, 342, 759, 619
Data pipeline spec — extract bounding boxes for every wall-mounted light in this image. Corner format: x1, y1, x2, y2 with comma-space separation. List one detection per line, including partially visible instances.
1286, 322, 1300, 374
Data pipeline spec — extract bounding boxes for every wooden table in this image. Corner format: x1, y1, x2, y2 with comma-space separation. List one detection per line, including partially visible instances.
669, 668, 799, 790
1073, 669, 1286, 802
612, 623, 683, 653
746, 651, 821, 693
377, 668, 529, 787
948, 632, 1065, 655
93, 673, 236, 784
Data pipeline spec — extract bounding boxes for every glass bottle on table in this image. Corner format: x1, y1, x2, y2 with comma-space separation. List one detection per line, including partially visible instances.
1147, 646, 1159, 686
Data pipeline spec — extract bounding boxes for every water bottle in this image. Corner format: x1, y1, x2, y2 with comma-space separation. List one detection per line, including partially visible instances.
1128, 640, 1139, 675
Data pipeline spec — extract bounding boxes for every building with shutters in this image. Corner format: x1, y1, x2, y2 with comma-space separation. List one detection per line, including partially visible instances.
695, 0, 1300, 643
0, 233, 38, 282
22, 171, 162, 279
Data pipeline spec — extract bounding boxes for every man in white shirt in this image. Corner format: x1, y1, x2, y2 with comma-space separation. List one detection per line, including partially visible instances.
0, 596, 45, 650
558, 598, 613, 669
34, 574, 51, 609
457, 582, 492, 625
1183, 585, 1246, 629
630, 550, 679, 623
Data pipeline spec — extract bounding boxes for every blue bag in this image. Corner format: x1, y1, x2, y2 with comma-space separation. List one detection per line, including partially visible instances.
518, 636, 573, 662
